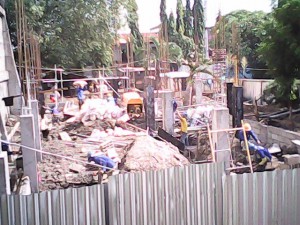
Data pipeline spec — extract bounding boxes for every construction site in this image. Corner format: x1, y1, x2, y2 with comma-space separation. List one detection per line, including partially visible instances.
1, 0, 300, 225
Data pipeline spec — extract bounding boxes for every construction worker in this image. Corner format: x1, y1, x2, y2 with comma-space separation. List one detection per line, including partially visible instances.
177, 111, 189, 147
87, 152, 116, 172
238, 123, 272, 166
76, 85, 87, 110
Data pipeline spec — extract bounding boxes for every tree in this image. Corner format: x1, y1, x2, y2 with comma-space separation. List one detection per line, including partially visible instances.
176, 0, 184, 35
126, 0, 144, 51
160, 0, 168, 42
214, 10, 271, 78
259, 0, 300, 117
6, 0, 127, 68
192, 0, 205, 55
184, 0, 193, 38
160, 0, 168, 23
168, 12, 177, 42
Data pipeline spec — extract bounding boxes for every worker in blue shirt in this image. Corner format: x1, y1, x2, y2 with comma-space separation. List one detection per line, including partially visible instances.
238, 123, 272, 166
87, 152, 116, 172
77, 85, 87, 110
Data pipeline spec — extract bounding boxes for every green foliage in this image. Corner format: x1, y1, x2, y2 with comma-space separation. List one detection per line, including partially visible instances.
126, 0, 144, 51
214, 10, 271, 78
184, 0, 193, 38
6, 0, 127, 68
160, 0, 168, 23
167, 13, 195, 60
192, 0, 205, 53
176, 0, 185, 35
259, 0, 300, 107
168, 12, 177, 42
148, 37, 183, 64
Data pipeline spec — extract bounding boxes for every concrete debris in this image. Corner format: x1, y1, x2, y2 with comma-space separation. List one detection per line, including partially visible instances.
59, 132, 72, 141
69, 163, 86, 173
187, 106, 213, 127
37, 113, 189, 191
64, 99, 127, 125
281, 144, 298, 155
283, 154, 300, 166
291, 140, 300, 154
268, 143, 281, 154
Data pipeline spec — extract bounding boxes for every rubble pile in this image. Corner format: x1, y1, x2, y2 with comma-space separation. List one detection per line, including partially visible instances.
38, 117, 189, 191
124, 136, 189, 172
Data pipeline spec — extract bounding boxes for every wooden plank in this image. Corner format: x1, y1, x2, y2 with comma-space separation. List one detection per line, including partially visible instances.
157, 127, 185, 151
7, 122, 20, 141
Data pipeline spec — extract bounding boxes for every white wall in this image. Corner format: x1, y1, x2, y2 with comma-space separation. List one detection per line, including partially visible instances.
240, 79, 272, 102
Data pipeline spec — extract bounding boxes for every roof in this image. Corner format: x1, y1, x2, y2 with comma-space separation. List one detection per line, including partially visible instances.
159, 71, 190, 79
118, 67, 155, 73
117, 32, 159, 44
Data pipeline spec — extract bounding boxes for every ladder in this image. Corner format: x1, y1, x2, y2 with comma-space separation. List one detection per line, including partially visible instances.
207, 120, 253, 173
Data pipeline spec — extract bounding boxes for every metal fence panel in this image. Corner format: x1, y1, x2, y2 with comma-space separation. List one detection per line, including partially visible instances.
107, 163, 224, 225
0, 185, 106, 225
223, 169, 300, 225
3, 163, 300, 225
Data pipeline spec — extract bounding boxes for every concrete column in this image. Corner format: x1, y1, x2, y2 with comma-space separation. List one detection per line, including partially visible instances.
3, 15, 22, 115
162, 91, 174, 134
226, 82, 233, 115
145, 85, 155, 132
232, 86, 243, 128
21, 114, 39, 193
31, 100, 42, 161
195, 78, 203, 104
212, 107, 230, 169
0, 151, 11, 195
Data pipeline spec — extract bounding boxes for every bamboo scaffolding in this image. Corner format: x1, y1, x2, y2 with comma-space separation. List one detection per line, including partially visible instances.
207, 121, 253, 173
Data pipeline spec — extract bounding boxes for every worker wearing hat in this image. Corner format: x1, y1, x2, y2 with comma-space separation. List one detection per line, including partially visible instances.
238, 123, 272, 166
177, 111, 189, 147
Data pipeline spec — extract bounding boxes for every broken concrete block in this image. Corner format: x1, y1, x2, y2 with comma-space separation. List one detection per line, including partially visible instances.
69, 163, 85, 173
65, 174, 81, 184
268, 143, 281, 154
292, 140, 300, 154
59, 132, 72, 141
283, 154, 300, 166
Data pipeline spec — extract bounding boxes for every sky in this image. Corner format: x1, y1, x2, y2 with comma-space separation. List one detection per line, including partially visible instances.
120, 0, 272, 33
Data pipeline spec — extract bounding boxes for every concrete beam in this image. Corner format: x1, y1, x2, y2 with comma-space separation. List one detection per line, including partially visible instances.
0, 151, 10, 195
21, 114, 39, 193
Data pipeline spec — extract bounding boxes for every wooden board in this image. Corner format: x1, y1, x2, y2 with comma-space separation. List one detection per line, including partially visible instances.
158, 127, 185, 151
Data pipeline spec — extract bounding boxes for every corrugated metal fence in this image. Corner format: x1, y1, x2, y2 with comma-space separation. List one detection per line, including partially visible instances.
223, 169, 300, 225
0, 185, 107, 225
1, 163, 300, 225
107, 163, 223, 225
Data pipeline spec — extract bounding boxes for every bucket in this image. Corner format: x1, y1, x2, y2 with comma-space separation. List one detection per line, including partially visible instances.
2, 95, 23, 106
